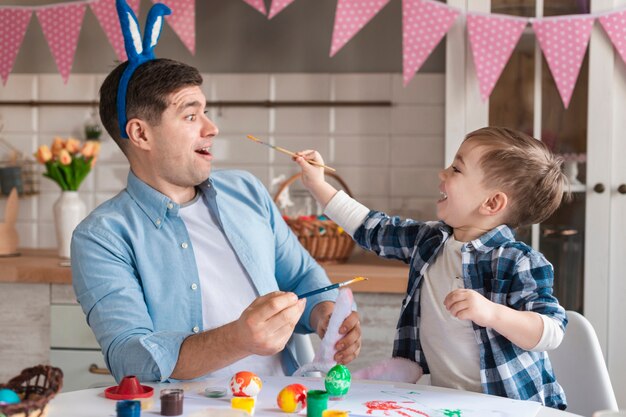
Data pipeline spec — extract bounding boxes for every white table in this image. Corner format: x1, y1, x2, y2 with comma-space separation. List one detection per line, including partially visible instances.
46, 376, 583, 417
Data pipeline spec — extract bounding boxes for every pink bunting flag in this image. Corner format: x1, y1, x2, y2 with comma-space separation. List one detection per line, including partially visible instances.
467, 13, 528, 101
243, 0, 267, 16
90, 0, 141, 62
36, 2, 87, 84
402, 0, 459, 86
330, 0, 391, 57
268, 0, 296, 19
153, 0, 196, 55
532, 15, 595, 108
599, 10, 626, 67
0, 8, 32, 85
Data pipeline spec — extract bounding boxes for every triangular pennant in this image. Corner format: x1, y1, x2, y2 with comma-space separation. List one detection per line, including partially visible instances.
467, 13, 528, 101
268, 0, 297, 19
152, 0, 196, 55
36, 2, 87, 84
599, 10, 626, 68
329, 0, 391, 57
402, 0, 459, 86
90, 0, 141, 61
243, 0, 267, 16
532, 15, 595, 108
0, 8, 32, 85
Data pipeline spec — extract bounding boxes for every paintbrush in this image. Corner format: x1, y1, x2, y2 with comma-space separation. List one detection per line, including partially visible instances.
246, 134, 336, 172
296, 276, 367, 299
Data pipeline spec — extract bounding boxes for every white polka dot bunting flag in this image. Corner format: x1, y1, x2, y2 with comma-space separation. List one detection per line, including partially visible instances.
90, 0, 140, 62
243, 0, 267, 16
467, 13, 528, 101
0, 8, 32, 85
329, 0, 391, 57
599, 10, 626, 68
402, 0, 459, 86
36, 2, 87, 84
152, 0, 196, 55
532, 15, 595, 108
268, 0, 297, 20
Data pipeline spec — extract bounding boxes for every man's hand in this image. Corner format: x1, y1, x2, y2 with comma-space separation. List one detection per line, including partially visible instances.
443, 288, 497, 328
312, 302, 362, 365
233, 291, 306, 356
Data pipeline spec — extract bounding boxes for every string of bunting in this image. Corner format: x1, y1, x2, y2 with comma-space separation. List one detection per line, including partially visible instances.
2, 0, 626, 108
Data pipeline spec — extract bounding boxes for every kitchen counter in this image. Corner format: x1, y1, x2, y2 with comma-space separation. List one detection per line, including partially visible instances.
0, 249, 409, 293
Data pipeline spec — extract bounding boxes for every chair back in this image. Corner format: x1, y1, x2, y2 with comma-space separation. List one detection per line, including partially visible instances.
292, 333, 315, 365
549, 311, 618, 416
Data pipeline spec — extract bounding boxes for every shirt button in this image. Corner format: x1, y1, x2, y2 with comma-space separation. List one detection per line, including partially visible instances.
167, 203, 173, 209
192, 326, 199, 333
155, 219, 161, 225
181, 242, 188, 249
191, 283, 198, 290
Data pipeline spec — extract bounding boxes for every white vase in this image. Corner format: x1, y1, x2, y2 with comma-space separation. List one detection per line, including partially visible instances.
53, 191, 86, 259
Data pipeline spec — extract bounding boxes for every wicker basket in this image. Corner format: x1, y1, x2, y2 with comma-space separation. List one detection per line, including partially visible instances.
0, 365, 63, 417
274, 172, 355, 264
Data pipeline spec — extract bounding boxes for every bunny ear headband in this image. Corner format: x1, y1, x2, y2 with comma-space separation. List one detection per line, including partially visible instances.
116, 0, 171, 139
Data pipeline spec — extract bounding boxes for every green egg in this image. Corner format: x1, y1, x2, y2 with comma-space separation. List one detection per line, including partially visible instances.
324, 364, 351, 399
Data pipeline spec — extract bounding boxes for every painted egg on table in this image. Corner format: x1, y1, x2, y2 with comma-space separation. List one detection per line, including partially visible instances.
324, 364, 351, 399
276, 383, 307, 413
0, 388, 21, 405
229, 371, 262, 397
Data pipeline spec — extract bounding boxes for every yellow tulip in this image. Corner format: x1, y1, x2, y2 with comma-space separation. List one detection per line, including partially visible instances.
65, 137, 81, 154
51, 136, 65, 156
59, 149, 72, 166
35, 145, 52, 164
82, 140, 101, 158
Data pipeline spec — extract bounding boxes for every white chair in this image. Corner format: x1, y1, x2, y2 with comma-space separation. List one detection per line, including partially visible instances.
549, 310, 618, 417
293, 333, 315, 365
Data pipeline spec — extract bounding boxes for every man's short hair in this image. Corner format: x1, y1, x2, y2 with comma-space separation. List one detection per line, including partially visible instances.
464, 126, 569, 228
99, 58, 203, 152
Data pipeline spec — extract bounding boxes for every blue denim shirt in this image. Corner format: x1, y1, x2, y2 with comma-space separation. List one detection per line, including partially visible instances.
71, 170, 336, 382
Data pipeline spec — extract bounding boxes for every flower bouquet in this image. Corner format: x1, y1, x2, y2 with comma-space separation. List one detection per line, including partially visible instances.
35, 137, 100, 190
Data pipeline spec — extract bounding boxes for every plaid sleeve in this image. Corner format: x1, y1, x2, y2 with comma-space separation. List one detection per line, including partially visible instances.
353, 211, 440, 263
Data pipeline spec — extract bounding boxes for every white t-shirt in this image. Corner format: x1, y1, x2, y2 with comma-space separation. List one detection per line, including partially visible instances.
179, 191, 284, 377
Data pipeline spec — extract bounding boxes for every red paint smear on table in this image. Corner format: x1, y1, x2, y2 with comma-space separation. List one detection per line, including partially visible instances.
364, 400, 430, 417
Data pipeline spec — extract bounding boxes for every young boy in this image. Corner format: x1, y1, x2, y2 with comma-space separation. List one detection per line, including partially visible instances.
294, 127, 568, 409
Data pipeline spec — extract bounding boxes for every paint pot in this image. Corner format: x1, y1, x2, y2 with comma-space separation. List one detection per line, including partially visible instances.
306, 390, 329, 417
116, 400, 141, 417
204, 386, 227, 398
160, 388, 184, 416
324, 364, 351, 400
322, 411, 349, 417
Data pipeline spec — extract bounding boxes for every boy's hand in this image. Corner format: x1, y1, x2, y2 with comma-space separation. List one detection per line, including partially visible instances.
444, 288, 497, 327
293, 149, 338, 207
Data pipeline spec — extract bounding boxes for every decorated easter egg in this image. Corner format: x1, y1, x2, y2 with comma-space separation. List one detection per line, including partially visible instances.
229, 371, 262, 397
0, 388, 20, 405
324, 364, 351, 399
276, 383, 307, 413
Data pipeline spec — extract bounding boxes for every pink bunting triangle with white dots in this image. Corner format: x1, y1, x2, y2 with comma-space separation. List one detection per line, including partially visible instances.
599, 10, 626, 68
532, 15, 595, 108
153, 0, 196, 55
402, 0, 459, 86
90, 0, 141, 62
36, 2, 87, 84
330, 0, 391, 57
467, 13, 528, 101
0, 8, 32, 85
243, 0, 267, 16
268, 0, 296, 19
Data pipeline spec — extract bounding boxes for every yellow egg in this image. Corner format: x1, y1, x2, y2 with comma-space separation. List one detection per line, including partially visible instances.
276, 383, 307, 413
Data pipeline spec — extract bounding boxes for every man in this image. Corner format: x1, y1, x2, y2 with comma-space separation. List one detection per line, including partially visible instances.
71, 58, 361, 382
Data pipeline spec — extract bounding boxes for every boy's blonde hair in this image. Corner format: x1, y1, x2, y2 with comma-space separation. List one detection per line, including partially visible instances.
464, 127, 569, 228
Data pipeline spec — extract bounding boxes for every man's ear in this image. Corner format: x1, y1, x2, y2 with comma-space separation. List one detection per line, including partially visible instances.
126, 118, 151, 150
480, 191, 508, 216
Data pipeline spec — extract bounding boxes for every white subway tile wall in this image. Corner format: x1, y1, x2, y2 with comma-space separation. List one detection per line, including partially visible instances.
0, 73, 444, 249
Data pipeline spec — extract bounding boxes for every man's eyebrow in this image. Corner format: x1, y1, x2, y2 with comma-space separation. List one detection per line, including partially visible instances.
175, 100, 203, 113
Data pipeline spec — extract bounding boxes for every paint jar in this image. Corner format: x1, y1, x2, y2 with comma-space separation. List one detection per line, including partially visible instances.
306, 390, 329, 417
160, 388, 184, 416
116, 400, 141, 417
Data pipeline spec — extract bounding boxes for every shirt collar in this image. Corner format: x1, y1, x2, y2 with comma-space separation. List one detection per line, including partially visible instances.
125, 171, 176, 228
466, 224, 516, 253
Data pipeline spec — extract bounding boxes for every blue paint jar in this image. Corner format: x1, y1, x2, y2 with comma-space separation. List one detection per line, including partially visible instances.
116, 400, 141, 417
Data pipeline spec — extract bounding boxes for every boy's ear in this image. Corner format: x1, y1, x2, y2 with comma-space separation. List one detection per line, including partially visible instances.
126, 118, 151, 150
480, 191, 508, 216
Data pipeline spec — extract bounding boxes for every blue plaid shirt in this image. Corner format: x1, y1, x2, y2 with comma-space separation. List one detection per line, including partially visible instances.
353, 212, 567, 409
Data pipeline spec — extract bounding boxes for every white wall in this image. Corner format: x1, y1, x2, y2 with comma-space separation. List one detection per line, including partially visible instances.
0, 72, 445, 249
